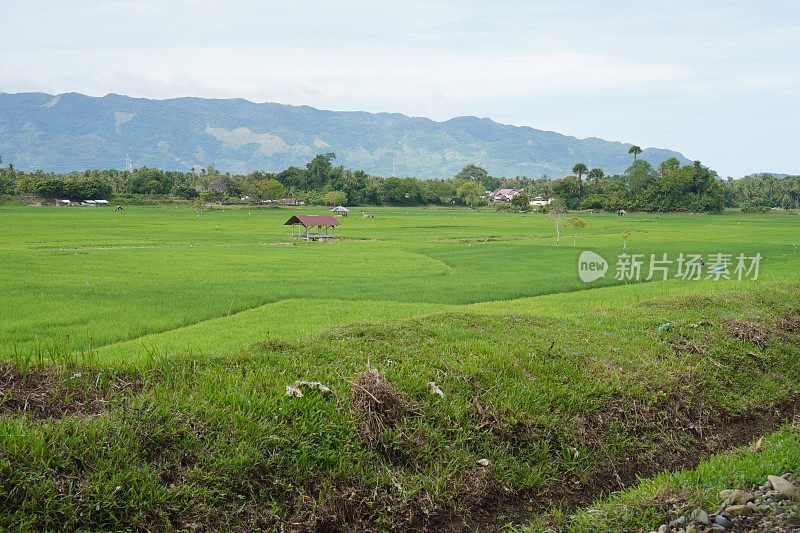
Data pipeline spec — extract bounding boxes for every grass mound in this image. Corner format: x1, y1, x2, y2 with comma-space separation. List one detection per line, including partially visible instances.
1, 283, 800, 530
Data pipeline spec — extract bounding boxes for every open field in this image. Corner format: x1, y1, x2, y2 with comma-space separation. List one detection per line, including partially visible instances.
1, 205, 799, 531
1, 205, 797, 358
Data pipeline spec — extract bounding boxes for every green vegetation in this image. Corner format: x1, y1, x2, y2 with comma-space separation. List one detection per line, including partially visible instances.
524, 427, 800, 532
2, 150, 798, 213
2, 206, 797, 355
1, 204, 799, 530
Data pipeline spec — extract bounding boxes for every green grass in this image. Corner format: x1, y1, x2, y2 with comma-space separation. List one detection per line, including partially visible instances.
1, 205, 800, 530
1, 205, 798, 355
527, 426, 800, 532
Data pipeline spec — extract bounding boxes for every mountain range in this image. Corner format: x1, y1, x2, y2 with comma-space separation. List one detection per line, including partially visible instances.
0, 92, 692, 178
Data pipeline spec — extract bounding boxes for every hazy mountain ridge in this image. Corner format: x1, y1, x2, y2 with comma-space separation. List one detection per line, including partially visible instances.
0, 92, 691, 177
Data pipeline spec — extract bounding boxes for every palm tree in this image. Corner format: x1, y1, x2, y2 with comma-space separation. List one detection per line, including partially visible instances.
572, 163, 588, 196
628, 145, 642, 161
587, 168, 604, 183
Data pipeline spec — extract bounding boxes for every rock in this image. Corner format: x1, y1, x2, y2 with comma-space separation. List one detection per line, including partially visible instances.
713, 514, 733, 528
695, 509, 710, 525
724, 504, 753, 516
710, 525, 725, 531
768, 475, 800, 501
719, 489, 754, 505
658, 322, 674, 331
476, 458, 490, 467
657, 525, 669, 533
670, 515, 686, 527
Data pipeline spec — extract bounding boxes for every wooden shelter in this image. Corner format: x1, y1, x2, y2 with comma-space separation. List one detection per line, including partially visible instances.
330, 206, 350, 217
285, 215, 341, 241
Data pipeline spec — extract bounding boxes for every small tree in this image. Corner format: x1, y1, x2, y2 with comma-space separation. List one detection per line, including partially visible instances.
455, 180, 485, 208
252, 178, 286, 203
322, 190, 348, 206
511, 192, 531, 212
628, 145, 642, 161
548, 199, 567, 245
568, 217, 587, 247
194, 191, 211, 216
621, 230, 631, 250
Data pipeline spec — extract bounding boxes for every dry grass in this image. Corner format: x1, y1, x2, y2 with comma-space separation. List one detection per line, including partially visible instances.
670, 335, 707, 356
720, 318, 770, 349
349, 368, 418, 449
0, 363, 142, 419
776, 315, 800, 335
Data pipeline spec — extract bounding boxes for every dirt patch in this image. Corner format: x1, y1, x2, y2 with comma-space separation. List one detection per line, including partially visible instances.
456, 391, 800, 531
0, 363, 143, 419
776, 314, 800, 335
521, 394, 800, 532
721, 318, 770, 348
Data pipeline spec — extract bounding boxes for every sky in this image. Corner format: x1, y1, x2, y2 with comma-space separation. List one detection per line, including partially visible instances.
1, 0, 798, 177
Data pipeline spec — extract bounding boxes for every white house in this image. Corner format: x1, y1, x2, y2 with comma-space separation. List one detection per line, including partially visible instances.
529, 195, 552, 207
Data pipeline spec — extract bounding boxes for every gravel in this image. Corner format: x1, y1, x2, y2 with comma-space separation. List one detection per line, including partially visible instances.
649, 473, 800, 532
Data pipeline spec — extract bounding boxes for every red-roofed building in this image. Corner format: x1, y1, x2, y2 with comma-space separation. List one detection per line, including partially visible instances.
488, 188, 524, 202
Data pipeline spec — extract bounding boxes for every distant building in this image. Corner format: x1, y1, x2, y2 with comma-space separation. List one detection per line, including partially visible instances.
285, 215, 341, 241
529, 195, 552, 207
330, 206, 350, 217
55, 199, 109, 207
488, 188, 524, 202
276, 197, 300, 206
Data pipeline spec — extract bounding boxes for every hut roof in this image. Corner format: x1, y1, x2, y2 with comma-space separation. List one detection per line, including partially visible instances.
284, 215, 341, 227
330, 206, 350, 212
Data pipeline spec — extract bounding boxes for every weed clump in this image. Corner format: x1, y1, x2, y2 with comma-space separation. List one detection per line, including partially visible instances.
349, 369, 417, 449
776, 315, 800, 335
720, 318, 770, 348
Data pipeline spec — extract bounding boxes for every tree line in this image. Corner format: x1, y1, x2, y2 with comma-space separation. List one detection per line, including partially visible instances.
0, 153, 797, 212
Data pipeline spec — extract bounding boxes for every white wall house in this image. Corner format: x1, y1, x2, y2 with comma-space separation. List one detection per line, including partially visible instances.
529, 195, 552, 207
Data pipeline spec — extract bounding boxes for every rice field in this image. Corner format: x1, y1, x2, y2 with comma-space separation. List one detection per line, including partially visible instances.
2, 204, 800, 530
1, 205, 797, 359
